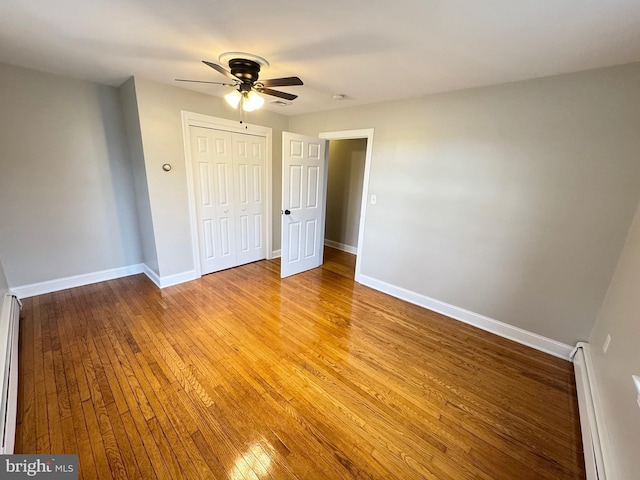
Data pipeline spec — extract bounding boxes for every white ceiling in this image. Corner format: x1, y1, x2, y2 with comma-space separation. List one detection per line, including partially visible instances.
1, 0, 639, 116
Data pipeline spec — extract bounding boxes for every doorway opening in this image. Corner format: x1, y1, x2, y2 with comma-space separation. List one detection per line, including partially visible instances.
323, 138, 366, 278
319, 129, 374, 282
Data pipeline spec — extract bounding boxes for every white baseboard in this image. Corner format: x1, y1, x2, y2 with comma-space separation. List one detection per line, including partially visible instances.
12, 262, 199, 298
357, 273, 573, 360
143, 266, 198, 288
324, 239, 358, 255
272, 249, 281, 259
12, 264, 145, 299
155, 269, 198, 288
143, 265, 162, 288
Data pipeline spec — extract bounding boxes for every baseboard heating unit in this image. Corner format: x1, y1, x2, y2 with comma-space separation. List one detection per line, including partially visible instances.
571, 342, 611, 480
0, 293, 20, 454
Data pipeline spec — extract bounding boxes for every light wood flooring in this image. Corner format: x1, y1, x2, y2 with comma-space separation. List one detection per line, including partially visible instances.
15, 247, 585, 479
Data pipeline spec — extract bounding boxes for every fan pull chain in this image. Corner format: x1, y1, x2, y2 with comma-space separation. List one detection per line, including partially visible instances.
238, 97, 249, 129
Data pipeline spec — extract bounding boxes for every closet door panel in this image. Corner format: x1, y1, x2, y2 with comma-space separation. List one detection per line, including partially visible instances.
190, 127, 237, 274
233, 133, 266, 266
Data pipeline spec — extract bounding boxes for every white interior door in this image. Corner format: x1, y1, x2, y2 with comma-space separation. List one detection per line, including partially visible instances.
190, 127, 266, 275
281, 132, 327, 278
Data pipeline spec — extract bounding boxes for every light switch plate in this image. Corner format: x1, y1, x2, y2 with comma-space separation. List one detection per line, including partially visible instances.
371, 194, 377, 205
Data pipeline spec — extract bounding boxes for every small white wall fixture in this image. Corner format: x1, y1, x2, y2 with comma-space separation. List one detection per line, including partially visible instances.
181, 111, 273, 279
319, 129, 374, 282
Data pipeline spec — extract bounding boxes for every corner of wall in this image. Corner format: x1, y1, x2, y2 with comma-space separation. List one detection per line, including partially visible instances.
118, 77, 160, 275
0, 258, 9, 296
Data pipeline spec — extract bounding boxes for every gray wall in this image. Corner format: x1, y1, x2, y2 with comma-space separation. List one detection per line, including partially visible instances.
133, 77, 289, 277
119, 78, 159, 275
0, 62, 142, 287
326, 139, 366, 248
0, 259, 9, 296
588, 200, 640, 480
290, 63, 640, 345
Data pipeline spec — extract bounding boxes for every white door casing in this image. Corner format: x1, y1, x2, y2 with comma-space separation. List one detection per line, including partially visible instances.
281, 132, 327, 278
190, 126, 266, 275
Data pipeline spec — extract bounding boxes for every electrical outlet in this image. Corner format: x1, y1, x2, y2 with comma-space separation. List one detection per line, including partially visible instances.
603, 334, 611, 353
371, 194, 377, 205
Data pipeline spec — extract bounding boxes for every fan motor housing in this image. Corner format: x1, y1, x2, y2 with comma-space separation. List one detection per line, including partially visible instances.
229, 58, 261, 83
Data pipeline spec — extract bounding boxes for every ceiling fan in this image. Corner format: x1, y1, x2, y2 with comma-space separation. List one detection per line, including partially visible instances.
176, 56, 303, 111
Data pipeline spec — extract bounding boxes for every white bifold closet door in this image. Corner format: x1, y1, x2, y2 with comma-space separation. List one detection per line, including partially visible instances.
190, 126, 266, 275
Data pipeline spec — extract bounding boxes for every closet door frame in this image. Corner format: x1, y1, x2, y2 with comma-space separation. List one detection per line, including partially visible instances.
181, 111, 273, 279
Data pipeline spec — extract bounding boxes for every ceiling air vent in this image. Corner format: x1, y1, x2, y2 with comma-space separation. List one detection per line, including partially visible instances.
270, 100, 291, 107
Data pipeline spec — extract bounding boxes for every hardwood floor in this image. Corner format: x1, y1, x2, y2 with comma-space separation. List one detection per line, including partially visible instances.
15, 247, 585, 479
320, 246, 356, 279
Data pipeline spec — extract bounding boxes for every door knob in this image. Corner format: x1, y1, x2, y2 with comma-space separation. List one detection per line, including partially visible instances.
284, 209, 291, 215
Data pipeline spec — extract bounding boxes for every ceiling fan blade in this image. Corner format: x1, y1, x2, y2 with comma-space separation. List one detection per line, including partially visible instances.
175, 79, 236, 86
257, 87, 298, 101
202, 60, 239, 81
260, 77, 303, 87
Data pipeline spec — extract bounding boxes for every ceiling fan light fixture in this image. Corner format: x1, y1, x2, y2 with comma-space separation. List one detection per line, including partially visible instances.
225, 89, 242, 108
200, 56, 299, 112
242, 90, 264, 112
219, 52, 270, 70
